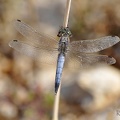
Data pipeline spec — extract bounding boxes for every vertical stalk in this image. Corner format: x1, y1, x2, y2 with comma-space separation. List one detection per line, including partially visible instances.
63, 0, 71, 27
52, 0, 72, 120
52, 84, 61, 120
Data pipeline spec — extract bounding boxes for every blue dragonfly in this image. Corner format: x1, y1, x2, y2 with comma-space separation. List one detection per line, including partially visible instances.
9, 19, 120, 94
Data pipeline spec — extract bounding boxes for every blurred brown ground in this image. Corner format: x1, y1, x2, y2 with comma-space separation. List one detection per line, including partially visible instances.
0, 0, 120, 120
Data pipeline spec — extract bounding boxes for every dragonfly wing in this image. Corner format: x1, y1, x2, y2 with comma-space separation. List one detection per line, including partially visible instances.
9, 40, 58, 64
70, 36, 120, 53
79, 54, 116, 65
65, 52, 116, 69
13, 19, 58, 49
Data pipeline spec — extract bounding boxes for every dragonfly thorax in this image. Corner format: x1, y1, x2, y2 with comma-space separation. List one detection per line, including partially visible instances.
57, 27, 72, 37
58, 36, 69, 54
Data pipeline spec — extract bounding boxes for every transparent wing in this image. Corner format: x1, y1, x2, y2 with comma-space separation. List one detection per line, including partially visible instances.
9, 40, 58, 64
13, 19, 58, 49
65, 52, 116, 69
70, 36, 120, 53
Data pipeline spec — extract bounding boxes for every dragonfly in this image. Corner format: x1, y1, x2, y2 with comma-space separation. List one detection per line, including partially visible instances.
9, 19, 120, 94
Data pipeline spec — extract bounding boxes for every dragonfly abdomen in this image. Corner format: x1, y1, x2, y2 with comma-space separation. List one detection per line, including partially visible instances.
55, 53, 65, 93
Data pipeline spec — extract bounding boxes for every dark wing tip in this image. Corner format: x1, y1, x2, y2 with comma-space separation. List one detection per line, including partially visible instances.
9, 40, 18, 47
13, 40, 18, 42
17, 19, 21, 22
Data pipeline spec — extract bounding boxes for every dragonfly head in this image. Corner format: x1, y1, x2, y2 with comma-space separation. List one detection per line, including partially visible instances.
57, 26, 72, 37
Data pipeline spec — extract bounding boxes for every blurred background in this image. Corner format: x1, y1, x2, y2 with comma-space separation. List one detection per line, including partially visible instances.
0, 0, 120, 120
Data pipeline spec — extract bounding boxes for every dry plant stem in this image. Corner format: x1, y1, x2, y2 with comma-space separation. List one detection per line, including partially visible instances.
63, 0, 71, 27
53, 84, 61, 120
52, 0, 72, 120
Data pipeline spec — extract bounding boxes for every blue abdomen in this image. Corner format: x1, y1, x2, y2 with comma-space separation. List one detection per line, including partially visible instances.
55, 53, 65, 93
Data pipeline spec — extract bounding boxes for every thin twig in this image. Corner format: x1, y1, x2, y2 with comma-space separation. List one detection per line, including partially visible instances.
53, 84, 61, 120
52, 0, 72, 120
63, 0, 71, 27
